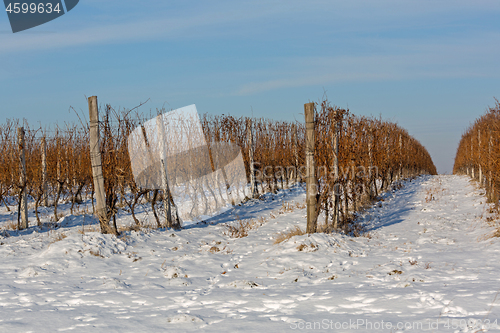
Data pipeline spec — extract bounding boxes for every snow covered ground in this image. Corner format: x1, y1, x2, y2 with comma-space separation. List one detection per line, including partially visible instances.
0, 175, 499, 332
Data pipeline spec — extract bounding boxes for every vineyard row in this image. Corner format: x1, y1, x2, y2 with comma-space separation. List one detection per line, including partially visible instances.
453, 99, 500, 206
0, 99, 437, 233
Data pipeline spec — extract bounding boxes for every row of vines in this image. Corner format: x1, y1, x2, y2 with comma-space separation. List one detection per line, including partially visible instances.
0, 99, 436, 233
453, 99, 500, 206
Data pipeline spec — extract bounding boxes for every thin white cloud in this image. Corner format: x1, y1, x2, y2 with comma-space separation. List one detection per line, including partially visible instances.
234, 31, 500, 95
2, 0, 499, 55
0, 1, 303, 54
0, 16, 210, 54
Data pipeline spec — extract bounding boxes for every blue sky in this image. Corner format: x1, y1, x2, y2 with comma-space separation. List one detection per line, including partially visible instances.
1, 0, 499, 173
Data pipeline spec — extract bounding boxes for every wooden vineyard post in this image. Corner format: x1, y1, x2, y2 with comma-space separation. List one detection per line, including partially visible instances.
332, 110, 340, 230
368, 127, 374, 199
466, 143, 469, 176
478, 130, 482, 185
370, 127, 378, 197
386, 134, 391, 189
88, 96, 109, 233
489, 130, 493, 201
247, 118, 258, 199
18, 127, 28, 230
160, 159, 173, 228
471, 136, 475, 179
398, 134, 403, 180
54, 135, 63, 222
293, 124, 299, 184
304, 102, 317, 234
217, 154, 235, 206
154, 117, 176, 229
41, 136, 48, 207
465, 154, 468, 176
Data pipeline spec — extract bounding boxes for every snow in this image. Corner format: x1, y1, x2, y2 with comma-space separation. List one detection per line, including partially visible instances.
0, 175, 499, 332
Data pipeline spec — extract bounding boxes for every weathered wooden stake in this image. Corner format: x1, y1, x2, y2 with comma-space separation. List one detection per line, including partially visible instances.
385, 135, 390, 190
368, 127, 374, 198
304, 102, 317, 234
160, 159, 173, 227
54, 136, 62, 221
398, 134, 403, 179
488, 130, 493, 201
88, 96, 109, 233
471, 135, 475, 179
466, 143, 469, 176
246, 118, 258, 198
478, 129, 482, 185
153, 119, 181, 229
332, 110, 340, 230
154, 118, 172, 229
18, 127, 28, 230
293, 124, 299, 184
41, 136, 48, 207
